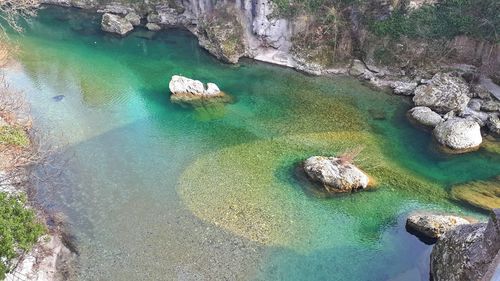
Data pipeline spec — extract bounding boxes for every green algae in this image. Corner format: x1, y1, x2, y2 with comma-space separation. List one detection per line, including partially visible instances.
451, 176, 500, 211
177, 131, 453, 250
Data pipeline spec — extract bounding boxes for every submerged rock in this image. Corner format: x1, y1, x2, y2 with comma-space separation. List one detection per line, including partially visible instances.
52, 95, 65, 102
430, 209, 500, 281
408, 106, 443, 128
303, 156, 369, 193
146, 23, 161, 31
433, 118, 482, 152
101, 13, 133, 36
451, 177, 500, 211
406, 212, 470, 241
413, 73, 471, 113
169, 75, 230, 106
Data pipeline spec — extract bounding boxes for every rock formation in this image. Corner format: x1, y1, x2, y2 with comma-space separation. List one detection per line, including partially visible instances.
433, 118, 482, 152
413, 73, 471, 114
303, 156, 369, 193
168, 75, 230, 106
408, 106, 443, 128
406, 212, 470, 240
430, 209, 500, 281
101, 13, 133, 36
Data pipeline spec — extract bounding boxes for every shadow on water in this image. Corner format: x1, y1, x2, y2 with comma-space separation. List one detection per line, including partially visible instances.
256, 214, 433, 281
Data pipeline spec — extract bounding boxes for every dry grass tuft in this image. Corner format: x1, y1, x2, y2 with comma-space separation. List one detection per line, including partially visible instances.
337, 145, 364, 165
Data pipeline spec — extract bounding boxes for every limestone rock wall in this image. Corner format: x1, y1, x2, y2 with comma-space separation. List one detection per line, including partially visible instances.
40, 0, 500, 76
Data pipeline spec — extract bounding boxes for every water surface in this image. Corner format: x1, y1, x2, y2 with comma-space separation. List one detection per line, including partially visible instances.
6, 6, 500, 281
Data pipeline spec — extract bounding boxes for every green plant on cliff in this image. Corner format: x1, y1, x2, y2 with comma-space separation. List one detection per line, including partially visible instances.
0, 193, 45, 279
372, 0, 499, 42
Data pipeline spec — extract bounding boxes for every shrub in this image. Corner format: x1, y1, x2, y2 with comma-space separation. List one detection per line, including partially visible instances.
0, 125, 30, 147
371, 0, 499, 42
0, 193, 45, 279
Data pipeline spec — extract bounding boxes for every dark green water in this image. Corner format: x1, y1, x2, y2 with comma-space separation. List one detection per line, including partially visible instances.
6, 6, 500, 281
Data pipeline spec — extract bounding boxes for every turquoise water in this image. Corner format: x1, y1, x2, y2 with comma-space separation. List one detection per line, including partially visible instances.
6, 6, 500, 280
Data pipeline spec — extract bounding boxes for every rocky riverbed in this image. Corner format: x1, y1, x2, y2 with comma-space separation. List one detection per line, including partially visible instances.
5, 4, 499, 281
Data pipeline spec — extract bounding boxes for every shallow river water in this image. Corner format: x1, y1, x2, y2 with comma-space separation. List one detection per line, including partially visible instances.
6, 6, 500, 281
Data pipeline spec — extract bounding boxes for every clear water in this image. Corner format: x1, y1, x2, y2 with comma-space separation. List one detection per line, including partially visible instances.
5, 6, 500, 281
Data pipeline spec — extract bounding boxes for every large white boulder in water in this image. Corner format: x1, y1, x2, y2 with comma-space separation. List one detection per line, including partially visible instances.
413, 73, 471, 113
101, 13, 133, 36
303, 156, 369, 193
433, 118, 482, 152
406, 212, 470, 240
169, 75, 230, 105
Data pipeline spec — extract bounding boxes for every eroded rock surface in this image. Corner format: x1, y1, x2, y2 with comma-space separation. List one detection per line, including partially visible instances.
303, 156, 369, 193
406, 212, 470, 240
413, 73, 471, 113
169, 75, 230, 106
101, 13, 133, 35
430, 209, 500, 281
408, 106, 443, 128
391, 81, 418, 95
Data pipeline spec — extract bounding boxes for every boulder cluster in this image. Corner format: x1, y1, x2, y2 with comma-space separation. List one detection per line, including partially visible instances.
99, 5, 185, 35
349, 61, 499, 153
399, 72, 499, 153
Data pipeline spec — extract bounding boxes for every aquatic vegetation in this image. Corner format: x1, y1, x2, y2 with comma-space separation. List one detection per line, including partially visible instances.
451, 177, 500, 211
177, 131, 453, 250
7, 7, 499, 279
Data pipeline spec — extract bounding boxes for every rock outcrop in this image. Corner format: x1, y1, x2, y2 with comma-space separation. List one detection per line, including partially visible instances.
196, 5, 246, 64
303, 156, 369, 193
5, 235, 75, 281
413, 73, 471, 113
433, 118, 482, 152
430, 209, 500, 281
391, 81, 418, 95
406, 212, 470, 240
487, 114, 500, 136
408, 106, 443, 128
101, 13, 133, 35
124, 12, 141, 26
169, 75, 230, 106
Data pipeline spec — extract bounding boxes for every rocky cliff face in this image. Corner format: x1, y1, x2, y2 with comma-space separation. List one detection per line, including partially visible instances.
40, 0, 500, 77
